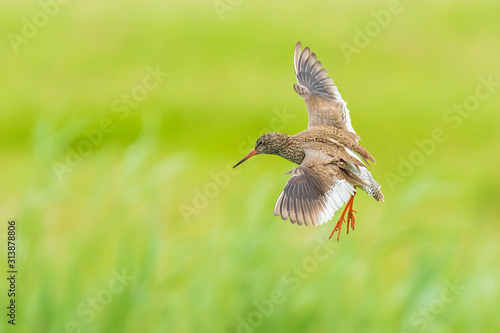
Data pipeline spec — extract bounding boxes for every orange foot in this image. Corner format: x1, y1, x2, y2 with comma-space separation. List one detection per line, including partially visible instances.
329, 189, 357, 241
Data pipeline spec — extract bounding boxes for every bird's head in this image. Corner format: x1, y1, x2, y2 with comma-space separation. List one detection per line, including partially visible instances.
233, 132, 288, 168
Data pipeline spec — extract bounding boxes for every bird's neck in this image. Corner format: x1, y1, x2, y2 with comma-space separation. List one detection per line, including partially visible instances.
278, 135, 305, 165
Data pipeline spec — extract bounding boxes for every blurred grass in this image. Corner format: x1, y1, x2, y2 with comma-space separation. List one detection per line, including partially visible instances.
1, 0, 500, 332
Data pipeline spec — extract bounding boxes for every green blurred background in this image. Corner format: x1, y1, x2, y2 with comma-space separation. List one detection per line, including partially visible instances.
1, 0, 500, 332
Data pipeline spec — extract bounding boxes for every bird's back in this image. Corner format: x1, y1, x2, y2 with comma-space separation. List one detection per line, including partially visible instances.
287, 125, 384, 202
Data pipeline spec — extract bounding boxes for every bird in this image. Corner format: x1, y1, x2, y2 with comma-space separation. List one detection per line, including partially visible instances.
233, 41, 384, 240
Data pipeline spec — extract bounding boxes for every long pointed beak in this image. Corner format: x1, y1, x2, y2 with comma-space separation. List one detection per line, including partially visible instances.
233, 149, 258, 168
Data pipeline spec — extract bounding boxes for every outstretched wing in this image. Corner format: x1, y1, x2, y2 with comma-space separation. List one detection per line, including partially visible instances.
273, 145, 365, 227
293, 41, 356, 133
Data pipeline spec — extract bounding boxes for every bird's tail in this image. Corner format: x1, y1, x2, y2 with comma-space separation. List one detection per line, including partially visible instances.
347, 164, 384, 202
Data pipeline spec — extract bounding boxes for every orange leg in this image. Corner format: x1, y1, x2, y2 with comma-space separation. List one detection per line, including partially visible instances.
346, 187, 358, 232
346, 200, 357, 232
329, 188, 357, 241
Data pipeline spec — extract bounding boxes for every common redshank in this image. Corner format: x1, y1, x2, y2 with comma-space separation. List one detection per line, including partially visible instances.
233, 42, 384, 240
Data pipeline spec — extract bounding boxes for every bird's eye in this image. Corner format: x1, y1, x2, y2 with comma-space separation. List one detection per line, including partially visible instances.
257, 140, 263, 146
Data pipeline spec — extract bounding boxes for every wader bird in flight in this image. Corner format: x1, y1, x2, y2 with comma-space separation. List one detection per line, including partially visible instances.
233, 42, 384, 240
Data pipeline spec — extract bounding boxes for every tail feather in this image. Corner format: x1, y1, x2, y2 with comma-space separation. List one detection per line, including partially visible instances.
347, 163, 384, 202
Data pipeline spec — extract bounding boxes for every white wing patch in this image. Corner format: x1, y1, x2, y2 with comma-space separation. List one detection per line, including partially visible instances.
342, 102, 356, 134
316, 180, 355, 225
273, 179, 355, 227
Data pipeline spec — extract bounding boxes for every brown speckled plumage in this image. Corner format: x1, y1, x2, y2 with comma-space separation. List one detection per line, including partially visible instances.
234, 42, 384, 237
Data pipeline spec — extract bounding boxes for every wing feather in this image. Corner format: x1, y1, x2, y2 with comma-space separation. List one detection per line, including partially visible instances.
293, 41, 356, 134
273, 146, 356, 227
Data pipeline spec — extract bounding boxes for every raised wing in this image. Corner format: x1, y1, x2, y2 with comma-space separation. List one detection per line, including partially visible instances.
293, 41, 356, 133
273, 145, 367, 227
